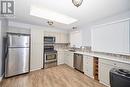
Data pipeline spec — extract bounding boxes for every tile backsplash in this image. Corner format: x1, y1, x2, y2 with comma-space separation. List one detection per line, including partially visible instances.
54, 43, 69, 50
55, 44, 130, 60
73, 46, 130, 60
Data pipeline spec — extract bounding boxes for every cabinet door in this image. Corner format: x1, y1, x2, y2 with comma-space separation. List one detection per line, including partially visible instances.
57, 51, 65, 65
64, 52, 69, 65
44, 31, 51, 36
99, 62, 114, 86
83, 56, 93, 78
30, 28, 44, 71
60, 33, 69, 43
64, 33, 69, 43
44, 31, 55, 37
60, 33, 64, 43
68, 52, 74, 68
64, 52, 74, 68
54, 32, 60, 43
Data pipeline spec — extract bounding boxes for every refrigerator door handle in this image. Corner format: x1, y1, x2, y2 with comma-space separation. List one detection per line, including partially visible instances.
4, 38, 8, 59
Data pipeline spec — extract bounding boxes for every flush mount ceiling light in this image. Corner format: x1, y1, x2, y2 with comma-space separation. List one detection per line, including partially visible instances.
72, 26, 77, 30
47, 21, 53, 26
30, 6, 78, 24
72, 0, 83, 7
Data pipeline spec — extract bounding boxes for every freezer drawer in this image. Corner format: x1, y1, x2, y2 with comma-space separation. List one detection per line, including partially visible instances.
5, 48, 29, 77
8, 34, 29, 47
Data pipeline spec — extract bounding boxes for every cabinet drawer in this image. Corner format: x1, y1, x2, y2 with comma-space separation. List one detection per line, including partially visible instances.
99, 59, 116, 65
115, 62, 130, 70
99, 58, 130, 70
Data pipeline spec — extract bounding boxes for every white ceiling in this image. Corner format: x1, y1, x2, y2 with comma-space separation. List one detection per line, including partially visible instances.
11, 0, 130, 30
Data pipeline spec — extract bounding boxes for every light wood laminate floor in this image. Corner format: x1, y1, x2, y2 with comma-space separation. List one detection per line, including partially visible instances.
0, 64, 107, 87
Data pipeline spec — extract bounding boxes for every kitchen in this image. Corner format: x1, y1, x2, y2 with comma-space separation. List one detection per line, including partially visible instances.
0, 0, 130, 87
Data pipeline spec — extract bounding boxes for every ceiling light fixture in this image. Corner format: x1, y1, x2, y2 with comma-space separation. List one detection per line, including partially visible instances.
72, 26, 77, 30
47, 21, 53, 26
72, 0, 83, 7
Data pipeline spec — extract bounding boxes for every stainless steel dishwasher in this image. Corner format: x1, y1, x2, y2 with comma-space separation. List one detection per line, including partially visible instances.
74, 53, 83, 73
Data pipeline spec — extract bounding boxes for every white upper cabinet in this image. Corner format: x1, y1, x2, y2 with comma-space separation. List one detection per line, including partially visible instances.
70, 31, 82, 48
44, 31, 54, 37
44, 31, 69, 43
54, 32, 61, 43
91, 19, 130, 55
60, 33, 69, 43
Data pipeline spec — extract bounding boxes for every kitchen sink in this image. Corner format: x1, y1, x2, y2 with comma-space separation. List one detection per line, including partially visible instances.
68, 50, 76, 52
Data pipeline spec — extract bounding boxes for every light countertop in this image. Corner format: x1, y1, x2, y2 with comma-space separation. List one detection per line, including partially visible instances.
57, 49, 130, 65
74, 51, 130, 65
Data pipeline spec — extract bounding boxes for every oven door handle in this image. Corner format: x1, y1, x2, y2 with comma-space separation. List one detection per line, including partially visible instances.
44, 53, 57, 63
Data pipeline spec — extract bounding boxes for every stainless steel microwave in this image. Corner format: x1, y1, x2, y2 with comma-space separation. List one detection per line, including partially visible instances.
44, 37, 55, 44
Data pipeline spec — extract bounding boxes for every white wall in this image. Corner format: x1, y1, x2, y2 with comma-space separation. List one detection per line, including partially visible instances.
8, 27, 30, 34
8, 21, 69, 33
81, 27, 91, 46
70, 30, 82, 48
91, 11, 130, 26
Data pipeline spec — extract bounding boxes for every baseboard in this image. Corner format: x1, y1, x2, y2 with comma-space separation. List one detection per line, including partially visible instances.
0, 77, 2, 82
0, 74, 4, 82
30, 67, 43, 72
99, 81, 110, 87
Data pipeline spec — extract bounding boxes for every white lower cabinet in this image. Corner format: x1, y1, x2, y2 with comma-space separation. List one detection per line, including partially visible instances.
64, 52, 74, 68
83, 55, 93, 78
99, 58, 130, 86
57, 51, 74, 68
99, 61, 114, 86
57, 51, 65, 65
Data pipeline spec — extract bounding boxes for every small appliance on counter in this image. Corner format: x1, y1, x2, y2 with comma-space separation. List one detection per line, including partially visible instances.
5, 33, 30, 78
43, 36, 57, 69
110, 68, 130, 87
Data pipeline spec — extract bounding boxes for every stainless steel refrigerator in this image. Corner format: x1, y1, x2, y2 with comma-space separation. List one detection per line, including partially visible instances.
5, 33, 30, 77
